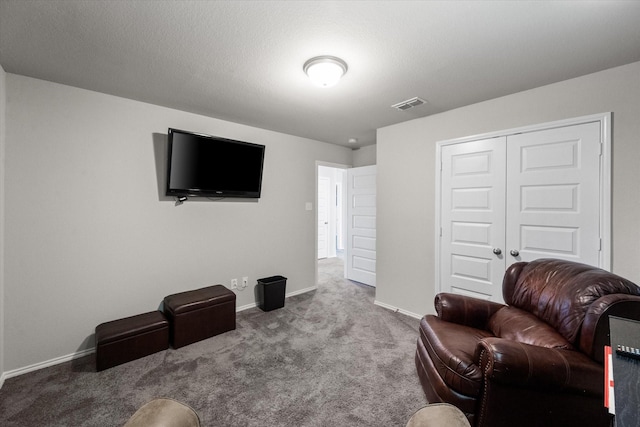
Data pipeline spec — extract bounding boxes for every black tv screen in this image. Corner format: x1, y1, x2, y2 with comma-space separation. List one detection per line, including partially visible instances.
166, 128, 265, 198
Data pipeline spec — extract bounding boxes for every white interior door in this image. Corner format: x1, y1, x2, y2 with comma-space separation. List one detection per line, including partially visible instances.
346, 165, 376, 287
506, 122, 601, 266
440, 137, 506, 300
317, 176, 330, 259
439, 118, 605, 302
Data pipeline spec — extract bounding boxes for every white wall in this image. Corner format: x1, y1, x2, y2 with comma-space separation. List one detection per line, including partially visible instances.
376, 61, 640, 318
0, 64, 6, 386
3, 74, 352, 373
352, 144, 376, 167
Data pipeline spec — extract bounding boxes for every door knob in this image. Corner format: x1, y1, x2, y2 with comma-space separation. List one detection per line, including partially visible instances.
492, 248, 502, 255
510, 249, 520, 257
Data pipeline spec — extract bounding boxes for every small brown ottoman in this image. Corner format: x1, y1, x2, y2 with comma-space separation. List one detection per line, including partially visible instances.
95, 311, 169, 371
163, 285, 236, 348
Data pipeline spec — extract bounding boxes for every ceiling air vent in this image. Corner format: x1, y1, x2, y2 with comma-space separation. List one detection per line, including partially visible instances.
391, 97, 427, 111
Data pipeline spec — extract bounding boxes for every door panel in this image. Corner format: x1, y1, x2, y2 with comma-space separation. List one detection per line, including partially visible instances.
506, 122, 601, 266
347, 165, 376, 287
441, 137, 506, 300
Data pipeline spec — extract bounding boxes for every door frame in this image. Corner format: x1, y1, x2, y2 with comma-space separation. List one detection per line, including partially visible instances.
315, 161, 350, 286
435, 112, 612, 295
317, 175, 331, 259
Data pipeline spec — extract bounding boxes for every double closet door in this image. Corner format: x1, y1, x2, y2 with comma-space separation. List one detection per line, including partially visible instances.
439, 120, 604, 303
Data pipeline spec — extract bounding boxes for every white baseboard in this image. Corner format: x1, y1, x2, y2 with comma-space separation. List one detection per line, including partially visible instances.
236, 302, 257, 312
287, 285, 317, 298
374, 300, 423, 320
1, 286, 320, 387
3, 347, 95, 383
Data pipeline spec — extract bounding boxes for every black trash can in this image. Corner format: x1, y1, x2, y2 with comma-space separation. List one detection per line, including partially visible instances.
257, 275, 287, 311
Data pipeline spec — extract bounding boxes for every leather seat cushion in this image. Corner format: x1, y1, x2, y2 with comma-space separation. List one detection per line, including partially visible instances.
164, 285, 235, 315
488, 306, 573, 350
419, 315, 493, 397
505, 259, 640, 344
95, 311, 168, 345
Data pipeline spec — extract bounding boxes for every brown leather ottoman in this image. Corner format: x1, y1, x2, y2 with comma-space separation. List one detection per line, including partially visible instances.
163, 285, 236, 348
95, 311, 169, 371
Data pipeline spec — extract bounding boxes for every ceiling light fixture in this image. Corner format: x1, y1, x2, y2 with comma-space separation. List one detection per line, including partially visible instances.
303, 56, 348, 88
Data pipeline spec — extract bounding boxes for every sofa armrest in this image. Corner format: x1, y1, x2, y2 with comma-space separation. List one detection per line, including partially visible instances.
435, 293, 505, 330
477, 337, 603, 396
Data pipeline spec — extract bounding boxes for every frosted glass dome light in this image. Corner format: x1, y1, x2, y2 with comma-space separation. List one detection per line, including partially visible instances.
303, 56, 348, 88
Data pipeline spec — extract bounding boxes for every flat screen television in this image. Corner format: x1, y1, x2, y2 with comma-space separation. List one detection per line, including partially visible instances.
166, 128, 265, 199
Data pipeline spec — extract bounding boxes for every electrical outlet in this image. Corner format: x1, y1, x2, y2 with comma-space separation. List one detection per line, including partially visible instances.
231, 278, 238, 290
242, 277, 249, 289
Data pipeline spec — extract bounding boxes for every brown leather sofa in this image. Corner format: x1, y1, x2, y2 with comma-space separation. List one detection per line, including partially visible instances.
416, 258, 640, 427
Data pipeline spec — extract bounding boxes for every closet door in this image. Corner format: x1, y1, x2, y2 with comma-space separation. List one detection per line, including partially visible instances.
440, 137, 506, 300
439, 120, 605, 303
505, 122, 602, 266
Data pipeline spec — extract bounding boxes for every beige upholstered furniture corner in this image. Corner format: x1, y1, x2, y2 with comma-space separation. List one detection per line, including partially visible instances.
124, 398, 200, 427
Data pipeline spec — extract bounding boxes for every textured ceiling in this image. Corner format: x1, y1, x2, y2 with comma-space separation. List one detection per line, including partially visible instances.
1, 1, 640, 148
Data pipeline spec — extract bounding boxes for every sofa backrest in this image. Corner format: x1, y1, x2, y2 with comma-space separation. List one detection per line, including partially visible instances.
502, 259, 640, 349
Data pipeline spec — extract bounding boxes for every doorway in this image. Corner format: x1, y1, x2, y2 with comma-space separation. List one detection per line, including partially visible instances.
316, 163, 348, 286
316, 163, 378, 288
317, 165, 347, 261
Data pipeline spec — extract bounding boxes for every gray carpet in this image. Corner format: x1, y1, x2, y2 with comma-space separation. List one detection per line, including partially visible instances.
0, 258, 427, 426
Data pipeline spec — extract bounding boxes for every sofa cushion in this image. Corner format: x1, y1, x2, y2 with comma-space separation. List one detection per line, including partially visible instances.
504, 259, 640, 344
420, 315, 493, 397
164, 285, 235, 315
488, 306, 573, 350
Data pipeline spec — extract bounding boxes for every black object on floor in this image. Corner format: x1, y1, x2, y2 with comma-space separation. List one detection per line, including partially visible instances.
95, 311, 169, 371
257, 275, 287, 311
163, 285, 236, 348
